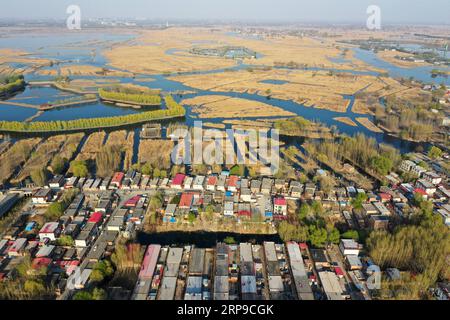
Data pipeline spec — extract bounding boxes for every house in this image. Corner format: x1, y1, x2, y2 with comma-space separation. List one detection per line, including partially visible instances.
237, 203, 252, 220
346, 255, 363, 270
261, 178, 273, 195
82, 179, 94, 191
90, 178, 102, 191
7, 238, 27, 257
95, 199, 112, 214
149, 178, 159, 189
32, 188, 52, 205
400, 160, 415, 172
131, 173, 141, 189
274, 179, 285, 192
437, 209, 450, 227
289, 181, 303, 198
240, 188, 252, 203
88, 212, 104, 225
164, 204, 177, 222
192, 176, 205, 191
64, 176, 78, 189
361, 203, 377, 216
250, 180, 261, 194
75, 222, 98, 247
36, 245, 55, 258
100, 178, 110, 191
216, 175, 226, 192
416, 179, 437, 196
304, 183, 316, 199
140, 176, 149, 190
378, 192, 392, 203
48, 175, 65, 189
273, 197, 287, 220
39, 222, 60, 241
240, 178, 249, 190
179, 193, 194, 209
110, 172, 125, 189
411, 165, 426, 177
372, 201, 390, 215
171, 173, 185, 189
223, 201, 234, 216
183, 176, 193, 189
0, 193, 20, 219
124, 196, 141, 208
227, 176, 239, 192
339, 239, 361, 256
206, 176, 217, 191
423, 171, 442, 185
369, 215, 389, 230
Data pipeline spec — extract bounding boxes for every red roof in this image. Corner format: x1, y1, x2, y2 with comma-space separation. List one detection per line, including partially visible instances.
139, 245, 161, 279
207, 176, 217, 185
238, 210, 251, 217
227, 176, 239, 188
32, 257, 52, 270
39, 222, 59, 234
299, 242, 308, 250
179, 193, 194, 208
88, 212, 103, 224
172, 173, 186, 186
334, 267, 344, 276
414, 188, 427, 196
124, 195, 141, 207
111, 172, 125, 184
379, 193, 392, 200
274, 198, 287, 206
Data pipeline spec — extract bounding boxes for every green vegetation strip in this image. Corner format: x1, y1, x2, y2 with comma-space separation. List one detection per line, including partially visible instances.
0, 74, 26, 96
0, 95, 185, 133
99, 88, 161, 106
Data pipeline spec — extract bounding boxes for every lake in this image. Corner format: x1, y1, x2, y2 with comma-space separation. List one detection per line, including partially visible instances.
0, 31, 444, 153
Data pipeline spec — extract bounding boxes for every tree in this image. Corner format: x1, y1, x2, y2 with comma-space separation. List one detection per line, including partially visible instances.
351, 193, 367, 210
141, 163, 152, 176
187, 212, 196, 224
229, 164, 244, 176
149, 192, 164, 211
328, 228, 340, 244
203, 204, 215, 221
341, 230, 359, 241
57, 235, 74, 247
70, 160, 89, 177
370, 155, 393, 176
92, 288, 107, 300
309, 225, 328, 248
224, 236, 236, 245
24, 279, 46, 296
278, 221, 309, 242
30, 167, 48, 186
298, 203, 310, 221
50, 156, 67, 174
45, 202, 65, 220
96, 145, 122, 178
428, 146, 442, 159
73, 290, 93, 300
90, 260, 114, 283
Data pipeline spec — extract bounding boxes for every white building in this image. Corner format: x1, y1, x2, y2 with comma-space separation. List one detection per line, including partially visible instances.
339, 239, 361, 256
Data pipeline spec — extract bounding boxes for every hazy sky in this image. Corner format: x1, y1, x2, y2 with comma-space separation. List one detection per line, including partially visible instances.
1, 0, 449, 24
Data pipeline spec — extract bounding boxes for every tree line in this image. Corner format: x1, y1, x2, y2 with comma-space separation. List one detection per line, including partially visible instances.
0, 95, 185, 133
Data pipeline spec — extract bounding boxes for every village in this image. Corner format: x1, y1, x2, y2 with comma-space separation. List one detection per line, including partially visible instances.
0, 141, 448, 300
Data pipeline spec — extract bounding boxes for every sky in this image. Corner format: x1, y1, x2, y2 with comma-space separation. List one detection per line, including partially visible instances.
0, 0, 449, 25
